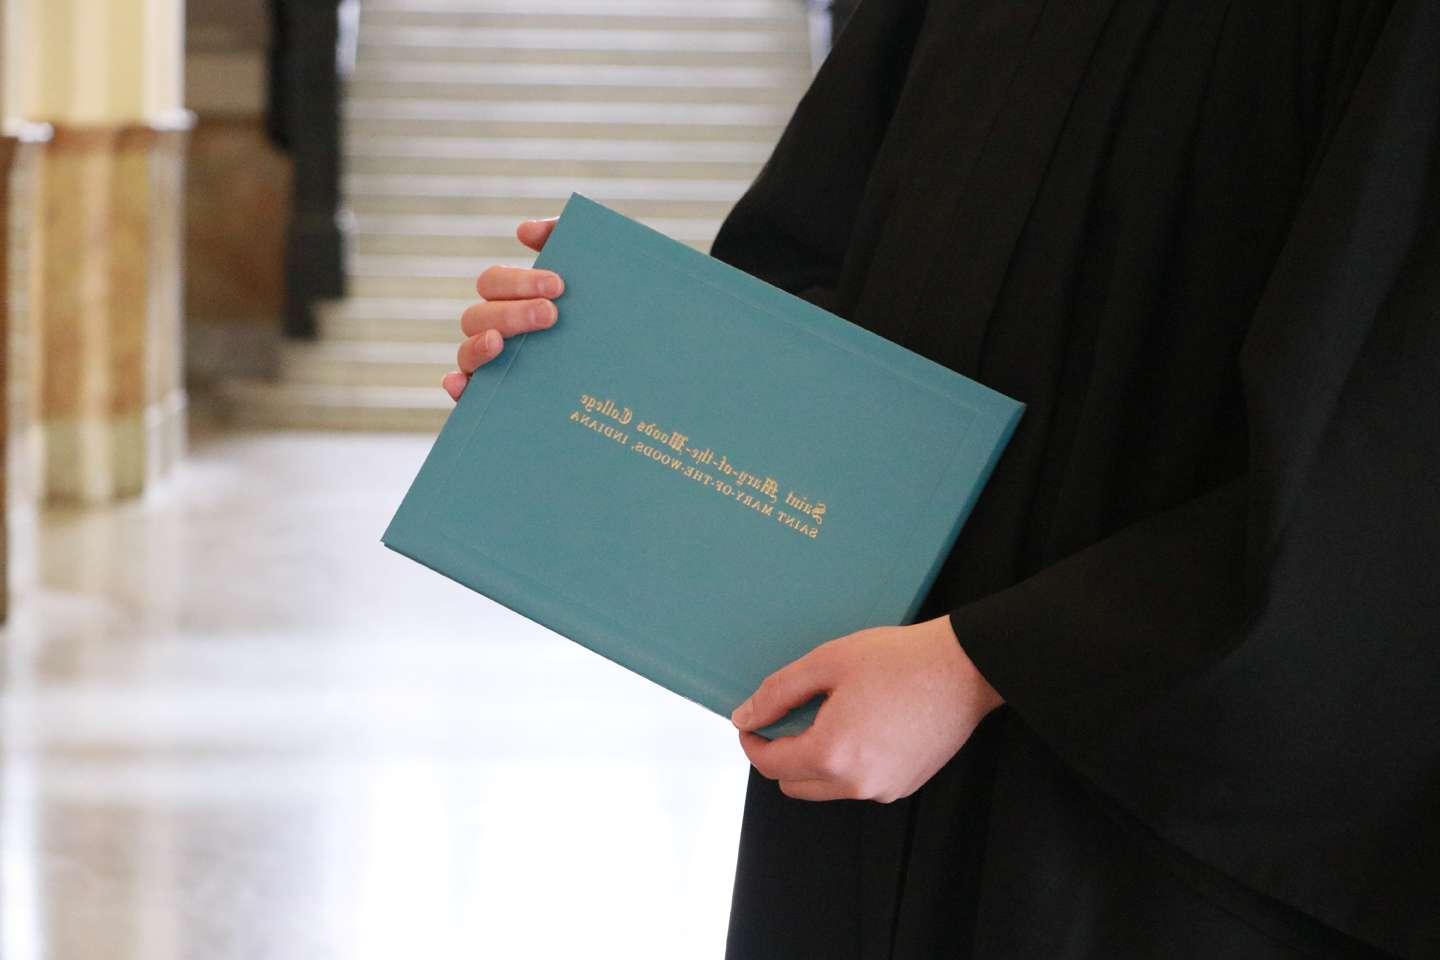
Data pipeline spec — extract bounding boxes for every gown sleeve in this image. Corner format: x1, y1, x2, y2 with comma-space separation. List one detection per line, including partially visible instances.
714, 0, 1438, 954
949, 3, 1440, 955
707, 0, 927, 312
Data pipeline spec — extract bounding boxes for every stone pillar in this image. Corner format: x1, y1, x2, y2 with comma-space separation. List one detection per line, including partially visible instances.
1, 132, 13, 622
3, 123, 48, 605
3, 0, 191, 504
1, 124, 51, 621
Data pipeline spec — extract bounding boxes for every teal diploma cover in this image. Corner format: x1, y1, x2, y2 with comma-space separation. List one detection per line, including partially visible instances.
383, 194, 1024, 737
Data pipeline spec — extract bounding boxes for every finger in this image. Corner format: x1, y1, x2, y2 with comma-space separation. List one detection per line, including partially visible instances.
457, 328, 503, 375
460, 297, 558, 339
476, 264, 563, 301
739, 729, 837, 783
441, 370, 469, 402
778, 779, 850, 802
516, 218, 558, 252
731, 650, 836, 732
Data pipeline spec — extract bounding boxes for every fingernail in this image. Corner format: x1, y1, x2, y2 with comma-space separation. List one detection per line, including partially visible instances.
731, 699, 752, 729
539, 274, 562, 298
484, 329, 502, 352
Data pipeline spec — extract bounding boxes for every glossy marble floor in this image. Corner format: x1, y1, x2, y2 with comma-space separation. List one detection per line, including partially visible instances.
1, 421, 751, 959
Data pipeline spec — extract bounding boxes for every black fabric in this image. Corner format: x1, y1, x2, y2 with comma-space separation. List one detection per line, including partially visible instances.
711, 0, 1439, 957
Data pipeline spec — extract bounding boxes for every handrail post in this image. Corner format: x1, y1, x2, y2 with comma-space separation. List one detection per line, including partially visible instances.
270, 0, 348, 340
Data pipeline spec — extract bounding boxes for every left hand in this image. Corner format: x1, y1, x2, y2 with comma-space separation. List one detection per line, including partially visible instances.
731, 614, 1003, 803
441, 217, 562, 403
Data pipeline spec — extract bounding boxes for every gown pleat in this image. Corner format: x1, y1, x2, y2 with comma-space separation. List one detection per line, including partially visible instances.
712, 0, 1439, 956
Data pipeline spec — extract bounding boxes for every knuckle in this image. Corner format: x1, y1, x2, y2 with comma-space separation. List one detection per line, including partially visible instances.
476, 264, 506, 297
811, 735, 850, 780
512, 297, 548, 330
458, 334, 490, 372
528, 297, 557, 327
460, 302, 485, 336
844, 773, 880, 801
754, 674, 784, 712
737, 734, 765, 769
803, 643, 838, 677
456, 338, 471, 371
463, 308, 492, 341
746, 752, 778, 782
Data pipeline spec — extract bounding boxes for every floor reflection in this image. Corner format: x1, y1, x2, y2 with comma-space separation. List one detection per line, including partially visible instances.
2, 424, 748, 959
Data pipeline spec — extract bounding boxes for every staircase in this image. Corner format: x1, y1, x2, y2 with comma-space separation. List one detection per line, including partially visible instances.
222, 0, 814, 431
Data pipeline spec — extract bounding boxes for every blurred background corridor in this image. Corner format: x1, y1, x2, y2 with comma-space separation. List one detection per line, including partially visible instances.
0, 0, 844, 955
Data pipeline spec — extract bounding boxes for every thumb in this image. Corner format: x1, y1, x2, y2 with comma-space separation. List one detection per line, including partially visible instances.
732, 649, 835, 732
517, 217, 558, 252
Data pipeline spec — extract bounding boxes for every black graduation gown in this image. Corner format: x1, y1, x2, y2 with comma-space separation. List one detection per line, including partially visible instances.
709, 0, 1440, 957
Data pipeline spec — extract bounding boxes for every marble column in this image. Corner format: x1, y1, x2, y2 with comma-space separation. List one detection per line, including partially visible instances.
3, 0, 191, 504
36, 120, 191, 502
1, 132, 14, 622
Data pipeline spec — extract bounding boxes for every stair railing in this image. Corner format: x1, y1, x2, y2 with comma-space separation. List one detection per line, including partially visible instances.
269, 0, 349, 340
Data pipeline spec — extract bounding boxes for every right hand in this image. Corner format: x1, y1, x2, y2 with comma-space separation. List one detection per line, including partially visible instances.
442, 218, 563, 402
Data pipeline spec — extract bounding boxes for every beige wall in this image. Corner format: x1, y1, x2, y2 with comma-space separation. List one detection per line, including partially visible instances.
4, 0, 185, 126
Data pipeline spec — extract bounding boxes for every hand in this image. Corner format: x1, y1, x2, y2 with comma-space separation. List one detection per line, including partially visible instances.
731, 614, 1004, 803
442, 218, 564, 402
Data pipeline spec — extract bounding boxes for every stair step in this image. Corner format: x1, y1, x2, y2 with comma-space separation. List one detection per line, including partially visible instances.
343, 152, 767, 179
319, 316, 463, 344
360, 10, 806, 33
347, 257, 532, 300
344, 177, 745, 213
346, 172, 746, 201
349, 253, 527, 281
358, 0, 803, 24
322, 318, 462, 343
219, 379, 452, 432
345, 189, 738, 221
225, 0, 808, 433
342, 130, 777, 177
344, 116, 785, 143
348, 61, 808, 91
342, 135, 774, 178
348, 239, 757, 304
342, 98, 791, 142
357, 25, 804, 53
351, 214, 530, 256
350, 212, 719, 256
279, 340, 460, 389
348, 97, 792, 126
318, 297, 476, 322
355, 42, 800, 68
358, 0, 800, 15
316, 297, 473, 342
341, 135, 775, 162
346, 77, 806, 105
